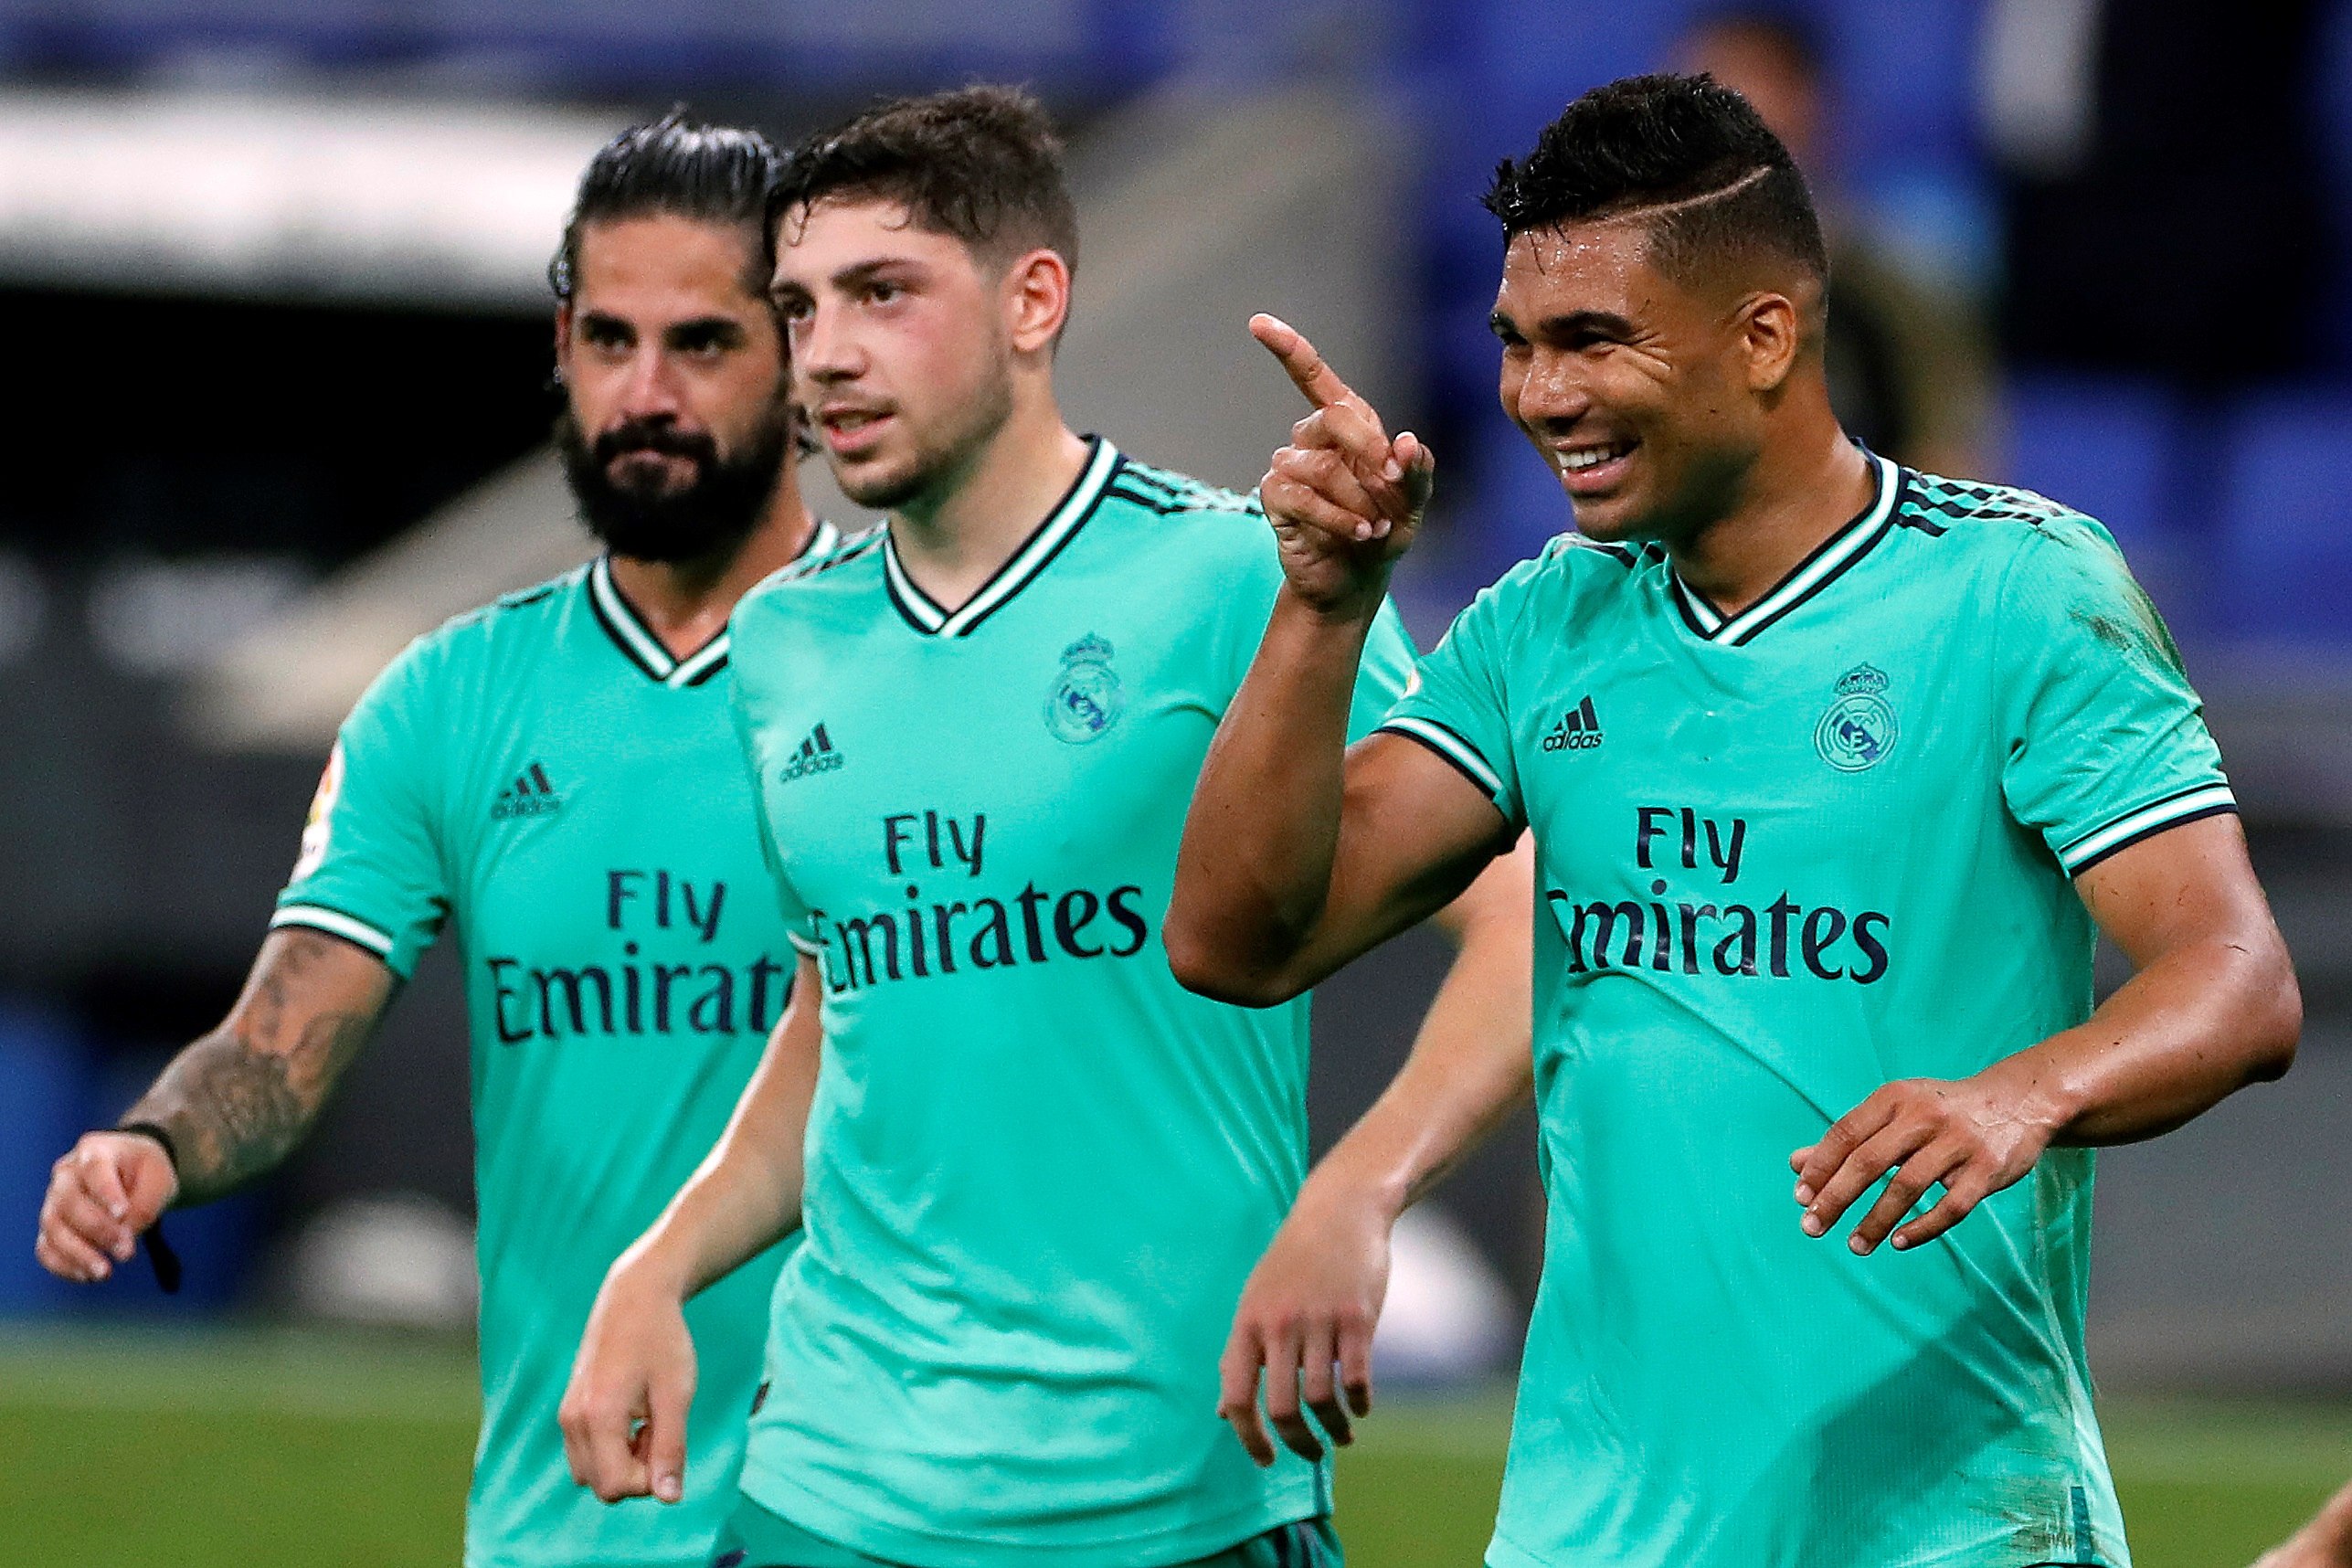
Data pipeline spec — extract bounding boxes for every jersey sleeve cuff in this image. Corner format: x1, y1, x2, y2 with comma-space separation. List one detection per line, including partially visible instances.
270, 904, 400, 964
1376, 716, 1511, 812
2056, 783, 2238, 875
785, 929, 824, 957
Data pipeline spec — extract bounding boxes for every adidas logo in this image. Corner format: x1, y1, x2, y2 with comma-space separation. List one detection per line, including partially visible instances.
1542, 695, 1604, 752
779, 722, 845, 783
491, 761, 563, 820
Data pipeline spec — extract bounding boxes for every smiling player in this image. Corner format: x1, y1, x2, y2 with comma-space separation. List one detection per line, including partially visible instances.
560, 87, 1533, 1568
35, 116, 832, 1568
1167, 73, 2300, 1568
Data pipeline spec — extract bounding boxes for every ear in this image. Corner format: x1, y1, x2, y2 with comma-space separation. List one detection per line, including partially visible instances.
1003, 248, 1073, 355
1739, 290, 1803, 395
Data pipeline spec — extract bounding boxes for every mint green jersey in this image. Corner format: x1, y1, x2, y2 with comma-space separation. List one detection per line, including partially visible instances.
1384, 456, 2230, 1568
275, 537, 834, 1568
726, 440, 1414, 1568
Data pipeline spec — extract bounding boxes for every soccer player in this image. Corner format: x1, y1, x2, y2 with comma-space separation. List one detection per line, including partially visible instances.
1167, 74, 2302, 1568
33, 116, 834, 1568
559, 87, 1533, 1568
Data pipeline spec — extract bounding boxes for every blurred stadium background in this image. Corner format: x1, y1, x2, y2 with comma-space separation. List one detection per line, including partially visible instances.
3, 0, 2351, 1563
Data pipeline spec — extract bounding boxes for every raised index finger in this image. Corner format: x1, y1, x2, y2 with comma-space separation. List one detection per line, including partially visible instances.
1250, 313, 1361, 412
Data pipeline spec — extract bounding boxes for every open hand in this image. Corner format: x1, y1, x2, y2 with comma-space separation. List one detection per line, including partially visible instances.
1251, 313, 1434, 615
1791, 1069, 2061, 1254
1218, 1180, 1393, 1465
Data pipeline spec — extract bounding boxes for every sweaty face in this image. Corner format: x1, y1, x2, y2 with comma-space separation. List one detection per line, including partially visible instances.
555, 215, 793, 563
1490, 222, 1761, 544
771, 197, 1017, 513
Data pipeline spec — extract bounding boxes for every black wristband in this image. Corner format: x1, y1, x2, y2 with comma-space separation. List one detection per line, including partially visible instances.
109, 1121, 183, 1294
113, 1120, 180, 1176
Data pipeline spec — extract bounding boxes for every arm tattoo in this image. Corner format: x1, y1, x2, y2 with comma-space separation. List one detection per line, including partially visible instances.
123, 929, 390, 1204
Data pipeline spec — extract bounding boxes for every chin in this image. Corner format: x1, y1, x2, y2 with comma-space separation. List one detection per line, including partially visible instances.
1564, 493, 1645, 544
834, 465, 917, 512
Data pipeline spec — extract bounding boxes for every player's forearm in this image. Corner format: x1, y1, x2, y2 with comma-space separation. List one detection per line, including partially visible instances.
1992, 928, 2298, 1149
618, 963, 821, 1300
2287, 1478, 2352, 1563
1309, 849, 1534, 1222
1169, 588, 1383, 996
123, 929, 388, 1205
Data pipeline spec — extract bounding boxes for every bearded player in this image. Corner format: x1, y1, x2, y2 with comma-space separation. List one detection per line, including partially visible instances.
35, 116, 836, 1568
1168, 74, 2299, 1567
561, 87, 1534, 1568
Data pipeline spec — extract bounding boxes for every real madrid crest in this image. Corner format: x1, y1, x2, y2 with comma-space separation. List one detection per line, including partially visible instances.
1045, 633, 1124, 744
1815, 663, 1898, 773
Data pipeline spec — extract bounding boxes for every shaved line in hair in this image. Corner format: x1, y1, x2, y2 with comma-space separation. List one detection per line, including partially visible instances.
1574, 164, 1775, 230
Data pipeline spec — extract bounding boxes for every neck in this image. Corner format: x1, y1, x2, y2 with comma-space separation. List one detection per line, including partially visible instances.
606, 471, 817, 660
1665, 409, 1875, 618
888, 388, 1092, 612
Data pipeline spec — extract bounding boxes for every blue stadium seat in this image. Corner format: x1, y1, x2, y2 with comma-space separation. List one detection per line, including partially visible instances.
0, 1004, 86, 1315
2000, 376, 2184, 553
2218, 391, 2352, 644
1999, 375, 2200, 632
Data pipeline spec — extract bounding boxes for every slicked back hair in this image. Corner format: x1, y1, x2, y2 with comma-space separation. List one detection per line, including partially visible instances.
775, 85, 1078, 275
550, 111, 782, 302
1484, 73, 1828, 293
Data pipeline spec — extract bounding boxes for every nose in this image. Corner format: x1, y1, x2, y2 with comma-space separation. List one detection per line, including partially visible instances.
1509, 348, 1594, 436
793, 300, 862, 387
616, 344, 686, 421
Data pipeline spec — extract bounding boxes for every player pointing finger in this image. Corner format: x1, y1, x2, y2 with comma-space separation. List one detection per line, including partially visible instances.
1249, 314, 1436, 608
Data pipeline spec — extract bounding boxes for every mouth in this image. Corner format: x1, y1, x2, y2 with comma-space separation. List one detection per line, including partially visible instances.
603, 448, 700, 493
816, 405, 895, 457
1551, 438, 1638, 495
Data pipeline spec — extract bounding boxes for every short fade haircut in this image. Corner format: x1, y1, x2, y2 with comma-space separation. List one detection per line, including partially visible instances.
1483, 73, 1828, 291
774, 85, 1078, 274
549, 111, 781, 302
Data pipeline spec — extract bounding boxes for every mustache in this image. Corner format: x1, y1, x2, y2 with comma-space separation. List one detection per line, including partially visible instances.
591, 419, 718, 467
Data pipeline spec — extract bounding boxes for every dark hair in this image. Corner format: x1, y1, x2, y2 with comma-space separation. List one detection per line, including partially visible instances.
774, 86, 1078, 273
549, 111, 781, 302
1483, 73, 1827, 287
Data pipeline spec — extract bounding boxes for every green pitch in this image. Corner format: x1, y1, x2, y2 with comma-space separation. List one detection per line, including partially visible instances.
0, 1326, 2346, 1567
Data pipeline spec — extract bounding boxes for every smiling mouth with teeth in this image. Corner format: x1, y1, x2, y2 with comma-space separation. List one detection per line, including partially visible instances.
1558, 441, 1635, 472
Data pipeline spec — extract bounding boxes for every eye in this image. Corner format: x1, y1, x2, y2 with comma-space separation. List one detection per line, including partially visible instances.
868, 279, 904, 305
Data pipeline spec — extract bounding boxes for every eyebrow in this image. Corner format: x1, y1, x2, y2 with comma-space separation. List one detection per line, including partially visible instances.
838, 257, 927, 290
665, 315, 747, 341
1490, 308, 1638, 341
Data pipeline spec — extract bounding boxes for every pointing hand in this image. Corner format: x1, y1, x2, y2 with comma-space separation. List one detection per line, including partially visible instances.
1251, 314, 1435, 615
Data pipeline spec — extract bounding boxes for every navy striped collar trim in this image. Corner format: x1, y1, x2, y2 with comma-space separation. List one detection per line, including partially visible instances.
1668, 453, 1902, 646
883, 438, 1120, 638
589, 519, 841, 686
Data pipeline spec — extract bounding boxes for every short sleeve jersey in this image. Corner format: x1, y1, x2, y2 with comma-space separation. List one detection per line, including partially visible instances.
1383, 456, 2229, 1568
276, 538, 834, 1568
726, 440, 1415, 1568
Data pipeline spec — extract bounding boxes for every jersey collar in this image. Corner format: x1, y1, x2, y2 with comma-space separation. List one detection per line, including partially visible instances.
882, 437, 1120, 638
588, 518, 842, 687
1667, 451, 1901, 646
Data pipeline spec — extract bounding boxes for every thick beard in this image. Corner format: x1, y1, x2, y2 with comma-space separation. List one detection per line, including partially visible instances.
558, 405, 791, 565
831, 365, 1016, 514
